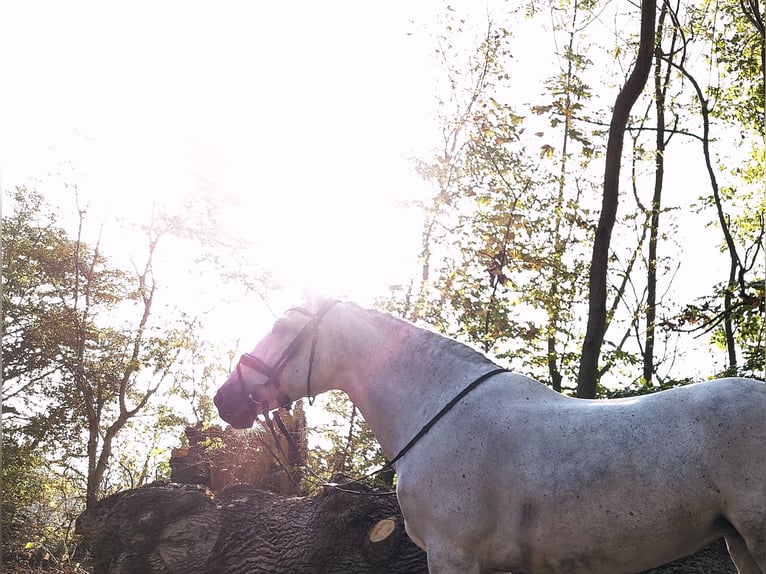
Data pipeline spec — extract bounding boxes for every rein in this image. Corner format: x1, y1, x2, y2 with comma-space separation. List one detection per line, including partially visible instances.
237, 299, 338, 412
380, 367, 508, 471
236, 300, 508, 494
266, 366, 509, 496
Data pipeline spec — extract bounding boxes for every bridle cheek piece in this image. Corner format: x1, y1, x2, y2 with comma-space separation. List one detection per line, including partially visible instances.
230, 299, 508, 494
237, 354, 282, 411
236, 300, 338, 415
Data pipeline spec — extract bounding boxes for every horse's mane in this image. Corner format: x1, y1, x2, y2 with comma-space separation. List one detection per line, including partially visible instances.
354, 303, 497, 367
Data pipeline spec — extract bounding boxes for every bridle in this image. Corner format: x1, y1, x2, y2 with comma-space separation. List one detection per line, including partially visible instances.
236, 299, 339, 413
232, 298, 508, 495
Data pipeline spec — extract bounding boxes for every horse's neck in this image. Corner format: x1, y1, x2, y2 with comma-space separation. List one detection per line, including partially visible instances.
327, 306, 498, 460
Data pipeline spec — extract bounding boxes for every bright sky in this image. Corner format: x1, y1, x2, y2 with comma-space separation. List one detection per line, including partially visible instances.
1, 1, 735, 377
1, 2, 463, 327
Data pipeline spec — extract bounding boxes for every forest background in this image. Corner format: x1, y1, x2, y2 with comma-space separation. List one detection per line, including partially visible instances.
2, 0, 764, 569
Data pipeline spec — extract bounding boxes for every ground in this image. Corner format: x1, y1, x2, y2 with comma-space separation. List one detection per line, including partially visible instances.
5, 539, 736, 574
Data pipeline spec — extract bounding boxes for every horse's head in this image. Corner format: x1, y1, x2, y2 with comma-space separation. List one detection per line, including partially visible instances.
214, 299, 338, 429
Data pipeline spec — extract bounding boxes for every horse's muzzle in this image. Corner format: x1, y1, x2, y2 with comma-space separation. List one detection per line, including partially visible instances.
214, 390, 258, 429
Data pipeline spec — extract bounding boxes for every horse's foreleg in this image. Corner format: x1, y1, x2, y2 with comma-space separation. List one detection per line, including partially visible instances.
725, 533, 764, 574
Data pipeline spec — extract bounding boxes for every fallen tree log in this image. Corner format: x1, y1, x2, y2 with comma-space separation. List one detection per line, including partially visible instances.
76, 479, 428, 574
76, 478, 735, 574
78, 417, 736, 574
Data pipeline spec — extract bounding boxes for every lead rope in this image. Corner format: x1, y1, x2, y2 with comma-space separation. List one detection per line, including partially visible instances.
267, 367, 509, 496
260, 410, 305, 485
263, 409, 367, 493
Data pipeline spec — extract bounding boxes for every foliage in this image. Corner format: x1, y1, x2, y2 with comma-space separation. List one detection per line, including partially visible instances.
2, 435, 47, 564
309, 392, 392, 489
2, 0, 764, 567
401, 4, 608, 392
666, 0, 766, 377
1, 433, 88, 570
387, 0, 764, 393
171, 417, 308, 495
1, 186, 238, 565
699, 0, 765, 134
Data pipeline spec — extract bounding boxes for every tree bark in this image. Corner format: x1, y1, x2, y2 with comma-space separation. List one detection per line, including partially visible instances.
77, 480, 429, 574
546, 1, 579, 394
77, 482, 735, 574
667, 54, 743, 374
644, 2, 677, 385
577, 0, 657, 398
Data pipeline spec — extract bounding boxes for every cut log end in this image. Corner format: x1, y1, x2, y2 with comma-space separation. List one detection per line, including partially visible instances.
368, 517, 397, 543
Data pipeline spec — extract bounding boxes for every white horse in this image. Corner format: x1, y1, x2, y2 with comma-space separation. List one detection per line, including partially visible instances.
214, 298, 766, 574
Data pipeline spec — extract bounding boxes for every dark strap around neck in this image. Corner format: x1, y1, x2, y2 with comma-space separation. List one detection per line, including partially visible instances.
264, 351, 507, 495
383, 367, 508, 470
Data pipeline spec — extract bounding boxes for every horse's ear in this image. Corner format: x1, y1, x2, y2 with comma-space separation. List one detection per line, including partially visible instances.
301, 288, 324, 312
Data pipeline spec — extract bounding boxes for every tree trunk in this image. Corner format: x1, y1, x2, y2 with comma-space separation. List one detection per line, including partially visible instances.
545, 2, 578, 394
644, 3, 676, 385
577, 0, 657, 398
668, 55, 743, 374
77, 480, 429, 574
